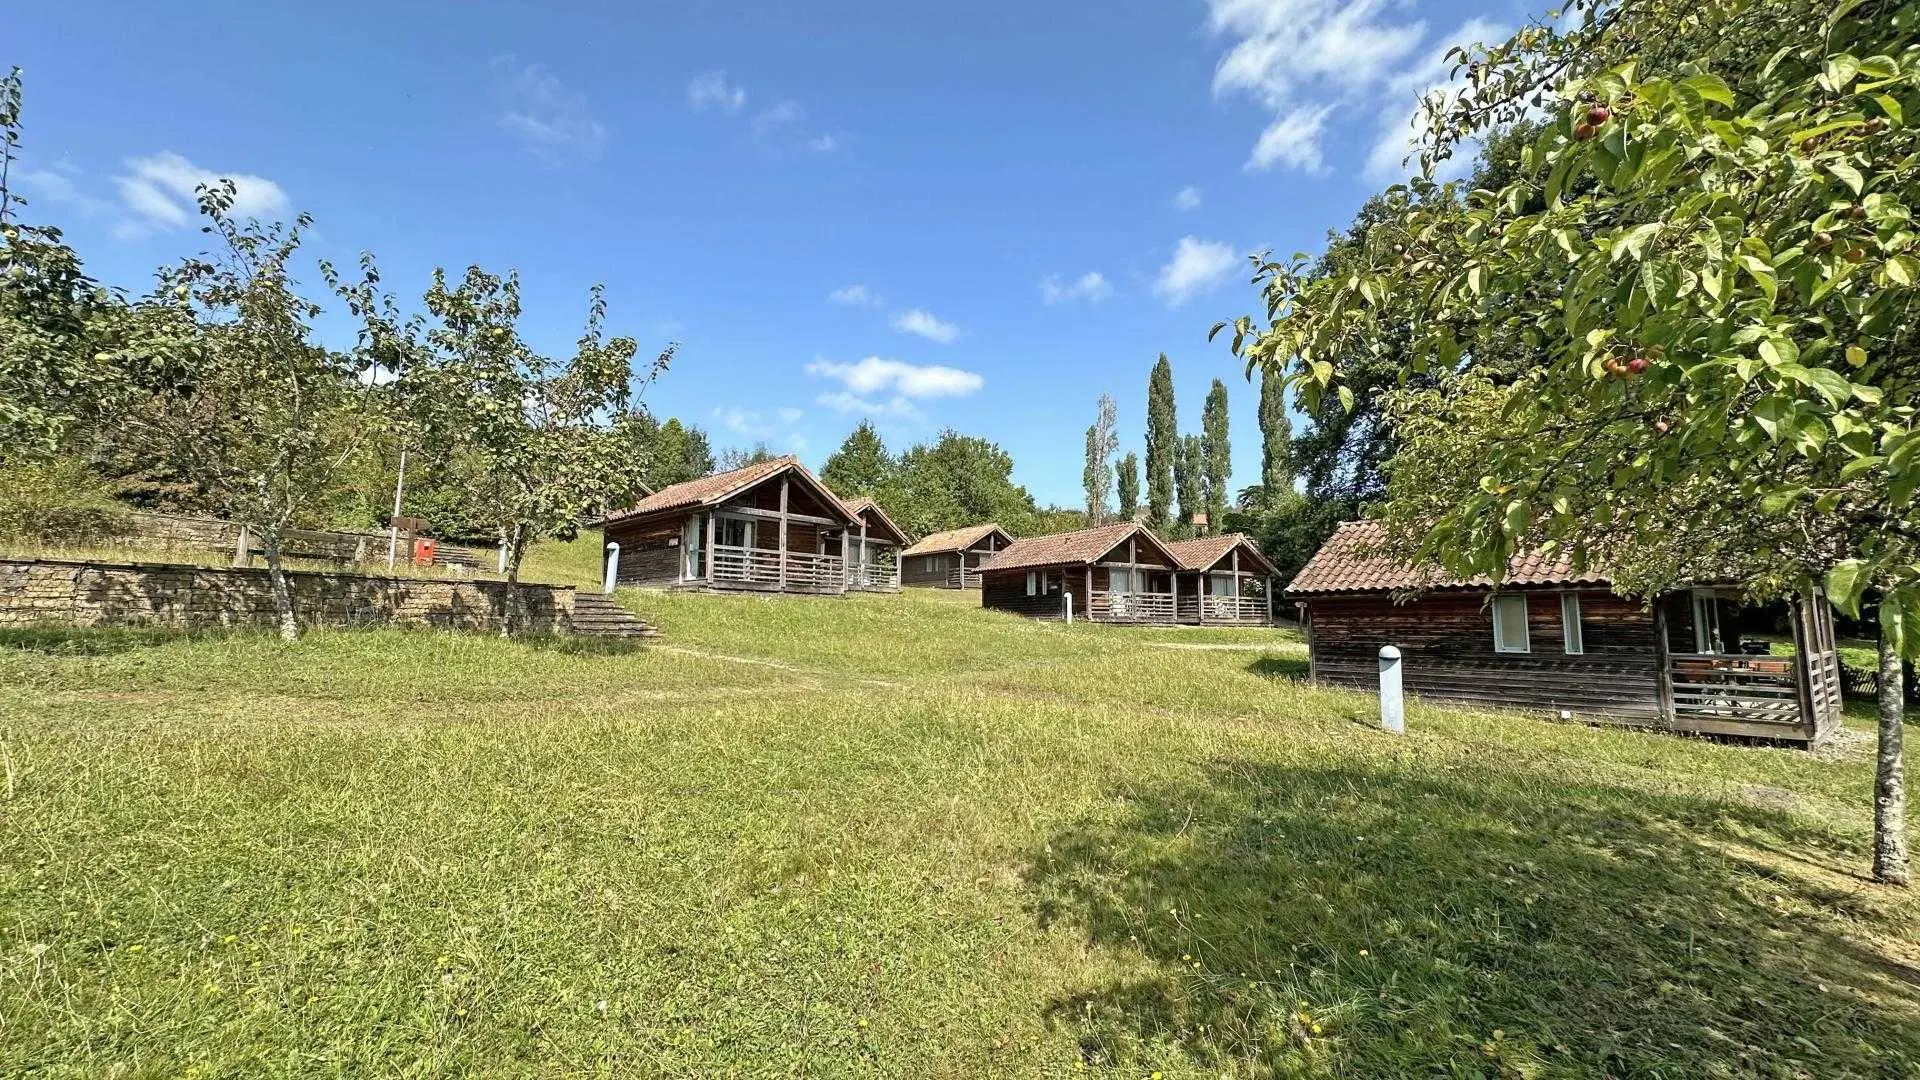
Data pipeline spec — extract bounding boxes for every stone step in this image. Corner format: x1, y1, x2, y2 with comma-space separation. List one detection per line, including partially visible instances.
570, 593, 659, 639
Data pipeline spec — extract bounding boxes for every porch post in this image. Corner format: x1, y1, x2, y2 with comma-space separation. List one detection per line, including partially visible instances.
1652, 598, 1675, 722
841, 528, 851, 586
705, 510, 716, 580
1265, 576, 1274, 624
1171, 569, 1179, 626
778, 476, 790, 589
1085, 566, 1093, 621
860, 522, 868, 587
1230, 548, 1239, 623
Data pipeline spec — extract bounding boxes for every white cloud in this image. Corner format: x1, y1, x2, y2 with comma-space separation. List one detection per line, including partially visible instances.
753, 101, 804, 136
806, 356, 983, 398
114, 151, 289, 233
828, 284, 880, 306
496, 60, 607, 163
815, 391, 922, 419
808, 134, 839, 153
1154, 236, 1239, 307
714, 405, 774, 438
890, 309, 960, 344
1364, 18, 1507, 182
687, 70, 747, 113
1248, 104, 1335, 172
1173, 185, 1203, 211
777, 407, 804, 424
1040, 271, 1113, 306
18, 165, 112, 217
1203, 0, 1501, 176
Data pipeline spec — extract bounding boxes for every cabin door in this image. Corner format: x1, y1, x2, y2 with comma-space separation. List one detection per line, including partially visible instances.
1692, 589, 1724, 654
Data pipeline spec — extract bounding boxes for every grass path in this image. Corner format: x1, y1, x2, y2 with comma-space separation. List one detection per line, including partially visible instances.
2, 585, 1917, 1077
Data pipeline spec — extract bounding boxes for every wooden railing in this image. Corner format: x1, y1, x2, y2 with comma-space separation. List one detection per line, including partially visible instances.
946, 566, 983, 589
1668, 654, 1804, 727
1091, 590, 1177, 624
1201, 594, 1268, 623
846, 558, 901, 590
709, 543, 845, 591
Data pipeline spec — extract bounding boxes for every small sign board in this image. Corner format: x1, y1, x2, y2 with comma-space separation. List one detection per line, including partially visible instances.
390, 515, 427, 534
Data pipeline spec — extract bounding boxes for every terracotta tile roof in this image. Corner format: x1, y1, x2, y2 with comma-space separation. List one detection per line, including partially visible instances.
1286, 519, 1609, 595
604, 457, 858, 526
901, 523, 1011, 557
977, 522, 1176, 573
838, 496, 908, 546
1164, 533, 1279, 576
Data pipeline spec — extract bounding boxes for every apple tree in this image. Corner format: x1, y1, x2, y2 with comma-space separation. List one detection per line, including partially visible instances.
1220, 0, 1920, 882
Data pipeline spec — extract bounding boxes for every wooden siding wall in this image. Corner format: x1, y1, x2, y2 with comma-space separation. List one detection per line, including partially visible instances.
607, 517, 684, 587
981, 568, 1072, 618
903, 553, 952, 586
1304, 589, 1664, 719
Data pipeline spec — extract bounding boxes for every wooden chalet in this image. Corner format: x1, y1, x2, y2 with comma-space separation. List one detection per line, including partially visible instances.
601, 457, 869, 595
900, 524, 1014, 589
1165, 533, 1279, 626
1288, 521, 1844, 744
978, 522, 1183, 624
837, 496, 907, 592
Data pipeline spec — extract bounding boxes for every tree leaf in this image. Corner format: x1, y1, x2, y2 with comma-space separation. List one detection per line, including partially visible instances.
1826, 559, 1868, 618
1826, 161, 1865, 196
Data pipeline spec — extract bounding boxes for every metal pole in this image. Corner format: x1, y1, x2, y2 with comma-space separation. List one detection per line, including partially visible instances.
387, 443, 408, 570
1379, 645, 1405, 734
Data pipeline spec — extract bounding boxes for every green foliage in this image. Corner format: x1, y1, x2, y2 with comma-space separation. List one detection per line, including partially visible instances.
1116, 451, 1141, 521
1223, 490, 1343, 584
717, 442, 778, 471
0, 455, 130, 543
1256, 365, 1293, 498
880, 429, 1042, 538
1226, 0, 1920, 651
1144, 354, 1177, 531
650, 418, 715, 486
821, 420, 894, 497
0, 68, 117, 459
1201, 378, 1230, 530
1082, 393, 1118, 524
1173, 433, 1205, 538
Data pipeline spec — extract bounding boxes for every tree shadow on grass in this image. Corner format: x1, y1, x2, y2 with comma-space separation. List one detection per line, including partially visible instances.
0, 624, 219, 656
1246, 655, 1310, 681
1025, 759, 1920, 1077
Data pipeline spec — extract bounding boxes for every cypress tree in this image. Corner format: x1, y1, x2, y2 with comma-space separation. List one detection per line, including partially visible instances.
1174, 433, 1205, 538
1258, 366, 1293, 500
1116, 452, 1140, 521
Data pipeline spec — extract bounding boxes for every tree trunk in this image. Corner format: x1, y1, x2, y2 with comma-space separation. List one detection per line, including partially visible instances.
501, 522, 528, 638
1874, 627, 1910, 886
262, 530, 300, 643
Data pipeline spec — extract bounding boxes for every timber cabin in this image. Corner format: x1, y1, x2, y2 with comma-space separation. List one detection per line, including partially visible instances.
899, 524, 1015, 589
601, 457, 876, 595
977, 522, 1183, 624
1166, 533, 1280, 625
1288, 521, 1844, 744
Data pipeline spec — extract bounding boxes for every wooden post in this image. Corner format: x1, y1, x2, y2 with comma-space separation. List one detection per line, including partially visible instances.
1171, 569, 1179, 626
840, 528, 851, 587
778, 476, 790, 589
1085, 566, 1093, 621
1652, 598, 1675, 724
1789, 596, 1819, 738
859, 522, 868, 589
705, 510, 716, 581
1265, 576, 1274, 624
233, 524, 252, 568
1230, 548, 1240, 623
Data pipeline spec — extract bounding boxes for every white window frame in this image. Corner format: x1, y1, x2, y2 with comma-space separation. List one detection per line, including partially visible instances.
1560, 592, 1584, 654
1492, 594, 1531, 654
1025, 570, 1038, 596
1692, 588, 1723, 654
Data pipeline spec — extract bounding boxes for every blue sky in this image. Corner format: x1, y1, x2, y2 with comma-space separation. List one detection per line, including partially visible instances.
6, 0, 1528, 508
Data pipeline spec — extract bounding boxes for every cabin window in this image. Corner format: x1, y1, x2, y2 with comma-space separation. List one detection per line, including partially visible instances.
1492, 594, 1531, 654
1560, 593, 1584, 654
719, 516, 755, 549
1110, 568, 1134, 595
1025, 571, 1038, 596
1210, 572, 1238, 597
1692, 589, 1724, 654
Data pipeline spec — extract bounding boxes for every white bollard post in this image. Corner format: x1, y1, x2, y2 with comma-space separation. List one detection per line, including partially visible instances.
1379, 645, 1405, 734
603, 543, 621, 595
1064, 592, 1074, 624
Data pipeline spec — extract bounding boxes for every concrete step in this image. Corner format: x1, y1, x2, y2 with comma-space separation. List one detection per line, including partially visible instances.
570, 593, 659, 638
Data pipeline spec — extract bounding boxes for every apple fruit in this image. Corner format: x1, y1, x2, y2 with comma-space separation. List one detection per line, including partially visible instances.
1587, 105, 1611, 125
1627, 357, 1649, 376
1573, 122, 1597, 141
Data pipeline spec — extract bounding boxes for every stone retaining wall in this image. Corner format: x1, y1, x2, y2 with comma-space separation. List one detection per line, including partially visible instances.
0, 558, 573, 635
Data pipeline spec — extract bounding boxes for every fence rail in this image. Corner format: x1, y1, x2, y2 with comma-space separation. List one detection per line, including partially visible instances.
1091, 590, 1177, 624
945, 566, 983, 589
846, 558, 901, 590
709, 543, 845, 591
1668, 655, 1805, 727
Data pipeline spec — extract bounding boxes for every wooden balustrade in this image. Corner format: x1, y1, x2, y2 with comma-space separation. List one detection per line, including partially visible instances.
1091, 590, 1177, 624
709, 543, 845, 592
1667, 654, 1804, 727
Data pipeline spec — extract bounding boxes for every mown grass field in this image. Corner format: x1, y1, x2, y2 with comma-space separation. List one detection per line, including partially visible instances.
3, 580, 1918, 1078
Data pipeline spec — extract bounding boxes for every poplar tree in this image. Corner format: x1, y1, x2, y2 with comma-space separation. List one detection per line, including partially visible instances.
1082, 393, 1118, 524
1258, 365, 1294, 500
1116, 452, 1140, 521
1144, 354, 1176, 531
1201, 379, 1230, 529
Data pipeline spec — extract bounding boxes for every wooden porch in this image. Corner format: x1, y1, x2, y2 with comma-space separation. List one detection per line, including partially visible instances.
1655, 593, 1844, 742
845, 549, 901, 591
708, 543, 846, 593
1178, 592, 1272, 625
1089, 588, 1177, 624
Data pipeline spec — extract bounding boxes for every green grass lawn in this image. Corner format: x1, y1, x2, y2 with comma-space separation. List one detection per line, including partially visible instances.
4, 586, 1918, 1078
